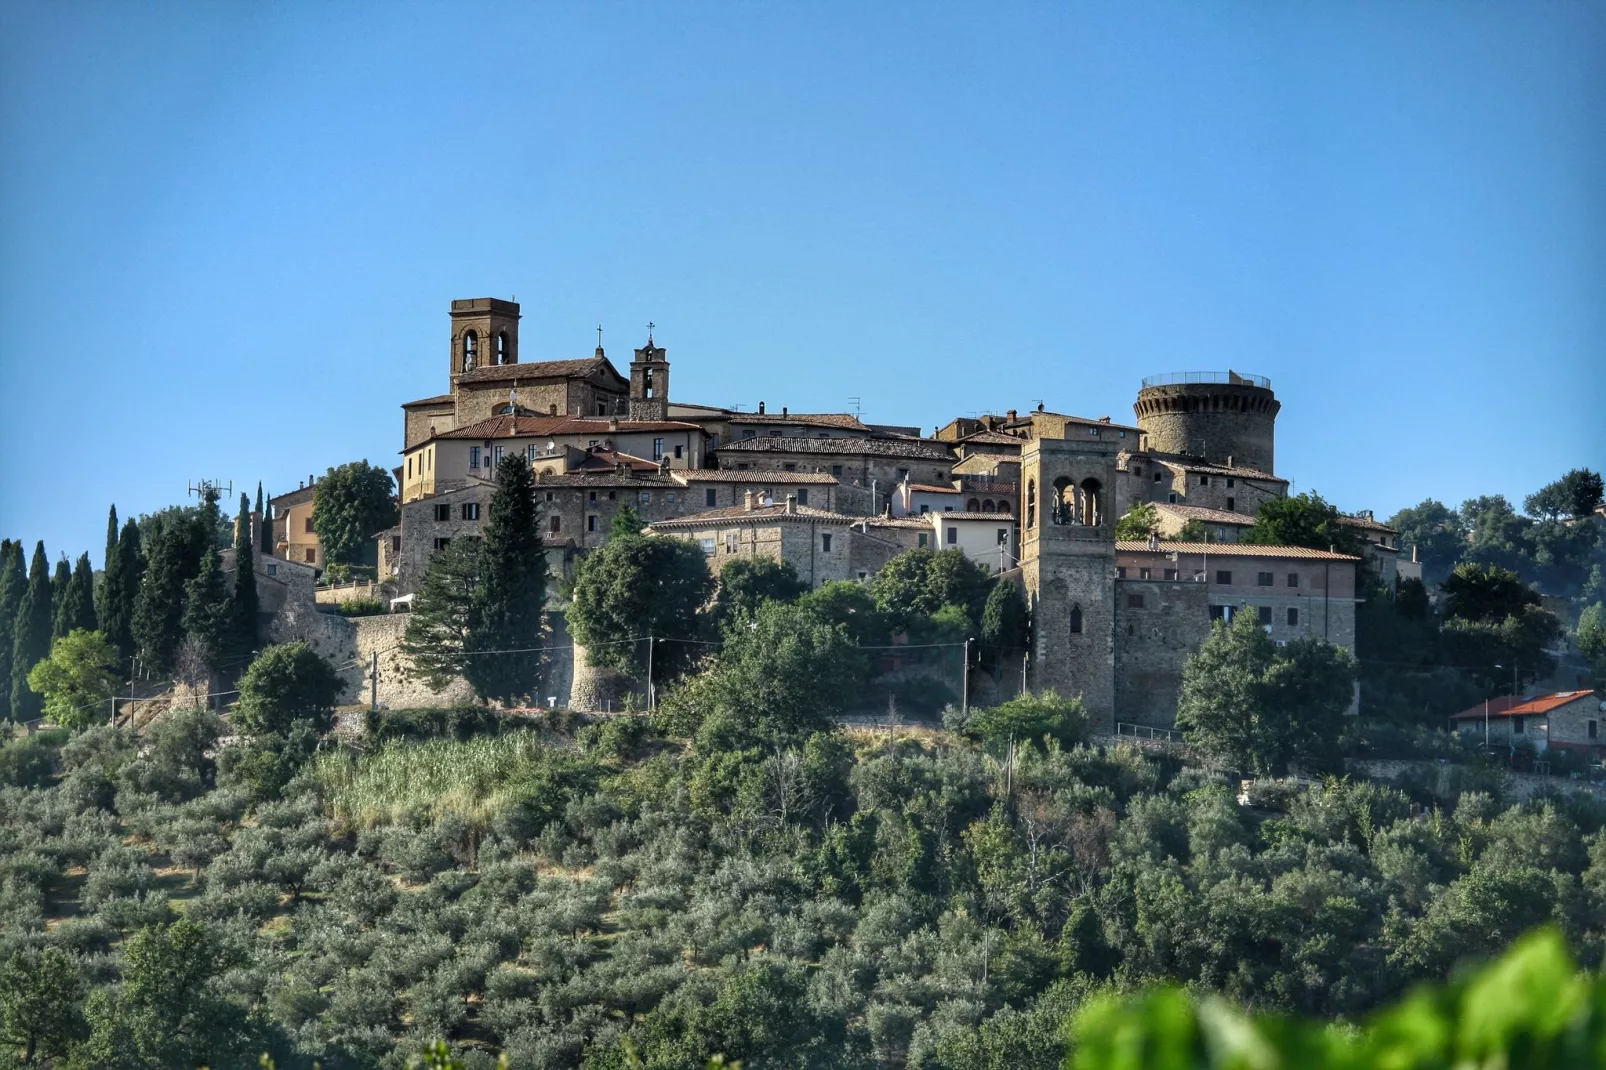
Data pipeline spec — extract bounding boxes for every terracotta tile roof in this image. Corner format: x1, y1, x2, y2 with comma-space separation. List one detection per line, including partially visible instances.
870, 517, 933, 530
1449, 691, 1599, 720
530, 472, 677, 488
649, 503, 868, 529
269, 486, 315, 507
430, 414, 702, 441
1136, 453, 1283, 481
930, 511, 1018, 522
1338, 513, 1398, 534
716, 437, 955, 461
673, 470, 838, 484
957, 430, 1027, 447
1116, 540, 1361, 561
564, 447, 660, 473
401, 393, 455, 408
1154, 503, 1256, 525
907, 483, 960, 494
456, 356, 621, 385
1004, 411, 1144, 435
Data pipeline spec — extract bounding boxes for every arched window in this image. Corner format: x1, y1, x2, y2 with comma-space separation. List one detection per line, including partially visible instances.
644, 368, 655, 398
496, 332, 510, 364
462, 331, 478, 371
981, 500, 995, 513
1070, 604, 1083, 634
1079, 478, 1103, 526
968, 498, 981, 511
1026, 480, 1036, 529
996, 500, 1010, 514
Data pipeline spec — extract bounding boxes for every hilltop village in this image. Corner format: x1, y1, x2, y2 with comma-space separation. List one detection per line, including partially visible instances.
252, 296, 1410, 730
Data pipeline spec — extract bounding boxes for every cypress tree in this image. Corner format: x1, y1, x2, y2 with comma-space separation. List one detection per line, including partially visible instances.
49, 557, 72, 640
230, 492, 259, 661
463, 456, 550, 703
101, 519, 144, 660
260, 495, 275, 556
132, 525, 189, 674
62, 554, 98, 636
0, 541, 25, 721
181, 546, 231, 671
10, 542, 53, 722
97, 504, 117, 624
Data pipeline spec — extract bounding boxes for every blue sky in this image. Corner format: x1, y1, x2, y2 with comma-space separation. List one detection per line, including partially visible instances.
1, 2, 1602, 565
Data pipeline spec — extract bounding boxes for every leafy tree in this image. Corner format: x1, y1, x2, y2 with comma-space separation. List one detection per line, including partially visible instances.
77, 918, 244, 1068
48, 556, 71, 640
230, 492, 259, 661
233, 643, 340, 737
9, 541, 52, 723
0, 945, 86, 1065
568, 530, 714, 681
677, 599, 867, 748
871, 547, 993, 631
1525, 467, 1604, 520
1175, 611, 1356, 774
1175, 518, 1212, 542
55, 553, 98, 639
0, 540, 25, 722
979, 579, 1029, 678
1241, 491, 1363, 556
1114, 502, 1160, 541
1578, 603, 1606, 663
1443, 562, 1540, 623
1387, 498, 1467, 585
180, 546, 231, 672
714, 557, 808, 625
611, 503, 647, 539
27, 629, 121, 729
311, 460, 398, 567
132, 518, 204, 674
100, 518, 144, 660
402, 538, 483, 690
966, 690, 1088, 750
1461, 494, 1531, 574
461, 456, 550, 704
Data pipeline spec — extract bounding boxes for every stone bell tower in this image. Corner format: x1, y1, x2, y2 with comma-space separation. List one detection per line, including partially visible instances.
1020, 435, 1120, 730
628, 329, 670, 421
448, 298, 521, 388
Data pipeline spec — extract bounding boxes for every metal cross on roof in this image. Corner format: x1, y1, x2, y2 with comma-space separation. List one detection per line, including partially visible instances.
647, 321, 655, 344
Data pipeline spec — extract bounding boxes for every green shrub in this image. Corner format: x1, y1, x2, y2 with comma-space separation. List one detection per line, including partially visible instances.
0, 735, 55, 789
363, 705, 502, 743
336, 597, 387, 618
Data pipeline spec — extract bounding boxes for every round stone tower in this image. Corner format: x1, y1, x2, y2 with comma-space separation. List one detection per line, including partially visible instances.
1133, 371, 1279, 474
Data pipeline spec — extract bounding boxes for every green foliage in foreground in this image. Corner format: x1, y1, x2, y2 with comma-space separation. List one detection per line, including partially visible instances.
1070, 926, 1605, 1070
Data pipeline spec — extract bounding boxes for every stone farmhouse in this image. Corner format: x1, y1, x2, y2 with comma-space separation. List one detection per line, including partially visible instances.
298, 296, 1392, 727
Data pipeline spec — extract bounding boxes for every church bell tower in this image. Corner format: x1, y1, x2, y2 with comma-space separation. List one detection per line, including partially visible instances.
448, 298, 521, 388
628, 328, 670, 421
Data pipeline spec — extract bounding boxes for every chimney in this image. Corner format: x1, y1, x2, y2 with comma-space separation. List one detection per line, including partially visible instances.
785, 494, 797, 514
745, 490, 756, 511
309, 474, 315, 486
1006, 409, 1017, 422
1226, 455, 1234, 468
608, 416, 620, 433
1412, 544, 1419, 563
782, 406, 788, 416
758, 401, 766, 415
1099, 416, 1111, 423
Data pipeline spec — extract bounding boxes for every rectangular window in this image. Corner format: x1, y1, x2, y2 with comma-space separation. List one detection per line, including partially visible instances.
997, 528, 1008, 544
1216, 570, 1232, 584
1513, 715, 1525, 735
1226, 497, 1236, 512
1139, 567, 1151, 579
1199, 475, 1210, 486
1287, 573, 1300, 587
469, 446, 481, 469
1258, 605, 1273, 625
743, 429, 757, 439
1210, 604, 1231, 620
831, 465, 843, 477
434, 504, 451, 522
1168, 492, 1178, 503
783, 463, 797, 472
391, 536, 400, 553
699, 538, 716, 555
919, 504, 930, 514
1127, 593, 1145, 608
652, 438, 665, 461
798, 489, 809, 506
549, 515, 561, 534
1590, 720, 1599, 740
1164, 568, 1178, 580
432, 538, 450, 552
639, 492, 651, 504
667, 492, 676, 503
1257, 571, 1273, 586
1287, 607, 1299, 626
589, 491, 598, 502
918, 533, 928, 548
897, 468, 910, 481
674, 444, 684, 459
1116, 566, 1127, 578
822, 533, 833, 552
265, 563, 277, 577
493, 446, 505, 466
545, 492, 554, 502
527, 445, 538, 463
1226, 478, 1235, 488
725, 532, 738, 553
737, 463, 750, 471
608, 491, 617, 500
407, 458, 413, 478
706, 488, 718, 507
587, 515, 598, 532
1153, 472, 1163, 482
946, 526, 957, 545
598, 403, 607, 415
305, 516, 315, 533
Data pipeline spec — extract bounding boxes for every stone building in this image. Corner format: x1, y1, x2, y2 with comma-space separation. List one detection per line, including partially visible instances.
270, 482, 321, 566
1338, 511, 1402, 587
713, 436, 958, 516
1450, 691, 1605, 754
646, 495, 926, 587
1151, 503, 1254, 542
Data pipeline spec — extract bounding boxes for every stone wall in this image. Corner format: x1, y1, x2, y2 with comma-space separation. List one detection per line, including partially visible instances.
1113, 579, 1211, 728
315, 582, 386, 606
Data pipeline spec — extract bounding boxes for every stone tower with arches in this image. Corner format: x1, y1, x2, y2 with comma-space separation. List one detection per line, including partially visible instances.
628, 333, 670, 421
1020, 435, 1119, 730
448, 298, 521, 385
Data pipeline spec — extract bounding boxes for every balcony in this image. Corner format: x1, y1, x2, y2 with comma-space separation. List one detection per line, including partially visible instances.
1140, 371, 1272, 389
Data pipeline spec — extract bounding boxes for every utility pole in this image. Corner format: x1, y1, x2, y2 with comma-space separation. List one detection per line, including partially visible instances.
962, 637, 973, 716
370, 650, 378, 712
646, 635, 655, 712
1020, 652, 1028, 699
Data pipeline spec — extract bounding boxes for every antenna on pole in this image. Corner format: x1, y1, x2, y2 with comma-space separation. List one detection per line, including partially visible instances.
186, 478, 232, 501
848, 396, 863, 420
